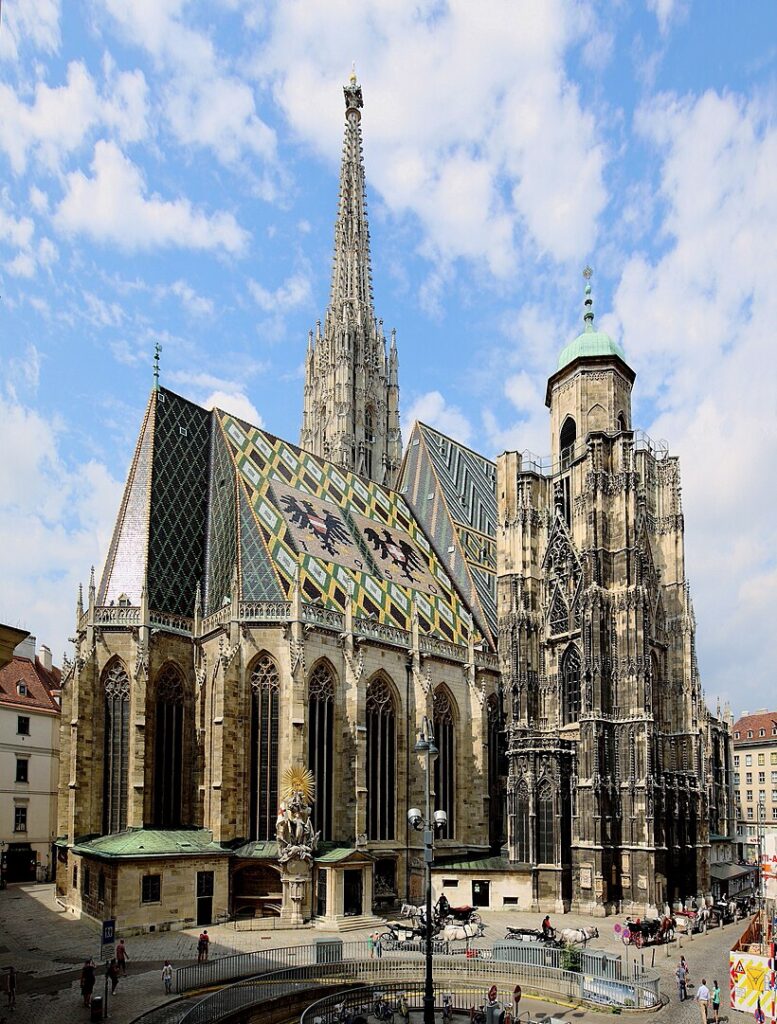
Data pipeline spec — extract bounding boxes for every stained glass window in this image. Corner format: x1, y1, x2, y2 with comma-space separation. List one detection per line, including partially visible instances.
102, 661, 130, 834
561, 645, 581, 725
250, 654, 280, 841
154, 664, 184, 828
308, 662, 334, 841
537, 784, 555, 864
433, 686, 456, 838
366, 676, 396, 840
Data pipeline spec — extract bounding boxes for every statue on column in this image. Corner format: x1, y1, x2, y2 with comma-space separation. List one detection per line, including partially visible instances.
276, 765, 319, 862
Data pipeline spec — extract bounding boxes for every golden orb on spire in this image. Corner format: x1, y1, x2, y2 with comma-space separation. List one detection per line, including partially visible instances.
350, 61, 357, 85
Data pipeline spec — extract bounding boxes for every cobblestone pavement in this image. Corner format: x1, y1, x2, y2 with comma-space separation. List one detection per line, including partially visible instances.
0, 884, 744, 1024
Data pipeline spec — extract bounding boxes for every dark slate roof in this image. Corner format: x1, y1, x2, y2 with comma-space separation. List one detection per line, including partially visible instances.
432, 853, 512, 872
400, 422, 497, 643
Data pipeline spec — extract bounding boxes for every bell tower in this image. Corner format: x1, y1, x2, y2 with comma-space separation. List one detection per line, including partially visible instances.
300, 71, 402, 487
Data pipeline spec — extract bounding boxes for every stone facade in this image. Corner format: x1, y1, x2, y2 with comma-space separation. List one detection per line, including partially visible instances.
495, 307, 732, 915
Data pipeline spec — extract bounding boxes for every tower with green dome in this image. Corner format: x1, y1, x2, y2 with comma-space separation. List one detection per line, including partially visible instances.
545, 270, 635, 468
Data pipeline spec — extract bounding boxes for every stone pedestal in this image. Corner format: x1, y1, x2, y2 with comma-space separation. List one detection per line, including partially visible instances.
279, 858, 312, 927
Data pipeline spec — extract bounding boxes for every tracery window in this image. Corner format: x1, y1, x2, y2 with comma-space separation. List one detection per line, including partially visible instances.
433, 686, 456, 839
366, 676, 396, 840
102, 661, 130, 834
364, 406, 375, 478
249, 654, 280, 841
153, 664, 184, 827
549, 588, 568, 636
561, 645, 581, 725
537, 783, 555, 864
514, 783, 530, 863
308, 662, 334, 841
487, 693, 506, 849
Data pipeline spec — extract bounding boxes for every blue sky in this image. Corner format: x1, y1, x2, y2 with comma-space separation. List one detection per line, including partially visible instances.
1, 1, 775, 716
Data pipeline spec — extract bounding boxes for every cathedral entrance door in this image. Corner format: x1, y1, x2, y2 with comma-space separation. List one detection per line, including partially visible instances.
196, 870, 214, 926
343, 869, 363, 916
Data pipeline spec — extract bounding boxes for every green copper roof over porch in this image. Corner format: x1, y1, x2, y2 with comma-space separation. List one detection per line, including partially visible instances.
71, 829, 229, 859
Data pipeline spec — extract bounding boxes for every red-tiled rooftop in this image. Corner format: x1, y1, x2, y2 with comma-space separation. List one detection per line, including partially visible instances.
0, 655, 61, 714
732, 710, 777, 743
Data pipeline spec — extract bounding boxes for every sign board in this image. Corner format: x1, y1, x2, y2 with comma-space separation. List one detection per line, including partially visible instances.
101, 919, 116, 946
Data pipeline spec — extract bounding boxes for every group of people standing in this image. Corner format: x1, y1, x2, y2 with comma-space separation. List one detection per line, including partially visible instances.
675, 956, 721, 1022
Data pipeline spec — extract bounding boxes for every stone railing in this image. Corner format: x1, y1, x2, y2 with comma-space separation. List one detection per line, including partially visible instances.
240, 601, 291, 622
474, 649, 499, 671
93, 605, 141, 626
354, 617, 411, 648
419, 634, 468, 663
201, 606, 232, 632
301, 603, 345, 631
150, 610, 193, 634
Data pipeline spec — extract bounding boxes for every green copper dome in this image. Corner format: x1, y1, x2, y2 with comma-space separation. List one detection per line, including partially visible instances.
557, 328, 626, 370
556, 280, 627, 371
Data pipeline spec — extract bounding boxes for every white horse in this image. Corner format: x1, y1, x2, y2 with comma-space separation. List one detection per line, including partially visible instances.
559, 926, 599, 945
440, 921, 485, 942
401, 902, 425, 920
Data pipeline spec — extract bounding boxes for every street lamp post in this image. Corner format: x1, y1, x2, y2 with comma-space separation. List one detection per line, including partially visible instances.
408, 716, 447, 1024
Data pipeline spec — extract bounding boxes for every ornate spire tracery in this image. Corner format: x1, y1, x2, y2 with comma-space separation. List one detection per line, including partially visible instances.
300, 74, 402, 487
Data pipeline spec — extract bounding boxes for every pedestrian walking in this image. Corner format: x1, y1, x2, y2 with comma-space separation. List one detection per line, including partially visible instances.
367, 933, 374, 959
197, 930, 210, 962
711, 980, 721, 1023
80, 959, 96, 1007
161, 961, 174, 995
116, 938, 128, 975
696, 978, 710, 1024
6, 966, 16, 1010
675, 962, 687, 1001
107, 959, 120, 995
680, 955, 691, 986
374, 933, 382, 959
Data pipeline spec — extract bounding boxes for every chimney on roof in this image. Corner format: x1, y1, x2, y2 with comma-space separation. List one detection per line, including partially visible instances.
39, 644, 52, 672
14, 635, 36, 661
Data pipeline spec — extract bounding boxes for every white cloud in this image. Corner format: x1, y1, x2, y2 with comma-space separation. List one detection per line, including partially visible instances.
204, 390, 263, 426
0, 392, 122, 661
611, 88, 777, 708
646, 0, 689, 34
54, 140, 249, 253
254, 0, 608, 278
169, 280, 214, 317
102, 0, 276, 167
0, 201, 57, 278
248, 272, 312, 313
0, 0, 61, 61
0, 60, 148, 175
404, 390, 472, 445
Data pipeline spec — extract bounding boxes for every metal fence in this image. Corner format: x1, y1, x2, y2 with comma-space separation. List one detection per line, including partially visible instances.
176, 949, 661, 1024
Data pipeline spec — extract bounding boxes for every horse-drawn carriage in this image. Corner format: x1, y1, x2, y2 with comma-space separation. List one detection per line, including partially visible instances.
399, 896, 482, 930
503, 926, 561, 947
619, 916, 675, 947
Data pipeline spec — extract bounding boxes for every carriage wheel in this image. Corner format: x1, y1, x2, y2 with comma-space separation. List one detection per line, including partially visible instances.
634, 932, 644, 948
621, 932, 632, 947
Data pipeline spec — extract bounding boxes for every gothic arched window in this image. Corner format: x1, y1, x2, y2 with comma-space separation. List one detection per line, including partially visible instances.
366, 676, 396, 840
308, 662, 334, 841
153, 664, 184, 828
561, 645, 581, 725
549, 588, 568, 636
617, 411, 627, 432
433, 686, 456, 839
249, 654, 280, 841
487, 692, 506, 849
514, 782, 530, 863
560, 416, 576, 469
102, 661, 130, 835
537, 783, 555, 864
364, 406, 375, 478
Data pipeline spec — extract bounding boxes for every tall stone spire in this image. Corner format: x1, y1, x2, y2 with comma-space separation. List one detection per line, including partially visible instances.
300, 70, 402, 487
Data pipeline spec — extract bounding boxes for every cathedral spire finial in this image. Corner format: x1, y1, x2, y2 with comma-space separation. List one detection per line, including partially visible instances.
582, 265, 595, 332
153, 341, 162, 390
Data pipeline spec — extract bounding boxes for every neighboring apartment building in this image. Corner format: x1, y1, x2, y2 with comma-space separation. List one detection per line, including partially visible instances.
733, 709, 777, 862
0, 636, 61, 882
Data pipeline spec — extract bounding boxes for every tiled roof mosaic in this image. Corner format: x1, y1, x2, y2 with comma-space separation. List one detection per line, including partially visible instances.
216, 413, 473, 644
400, 422, 497, 643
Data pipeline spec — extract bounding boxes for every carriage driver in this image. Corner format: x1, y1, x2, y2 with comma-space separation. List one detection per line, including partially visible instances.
541, 915, 552, 939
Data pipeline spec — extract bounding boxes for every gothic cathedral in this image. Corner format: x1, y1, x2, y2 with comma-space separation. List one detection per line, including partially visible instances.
56, 75, 732, 933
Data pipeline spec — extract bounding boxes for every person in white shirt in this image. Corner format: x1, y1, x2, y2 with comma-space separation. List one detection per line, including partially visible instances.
696, 979, 711, 1023
161, 961, 174, 995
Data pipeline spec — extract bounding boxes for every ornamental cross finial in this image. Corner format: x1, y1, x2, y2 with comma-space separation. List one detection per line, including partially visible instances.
350, 61, 357, 84
583, 265, 593, 282
153, 341, 162, 390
